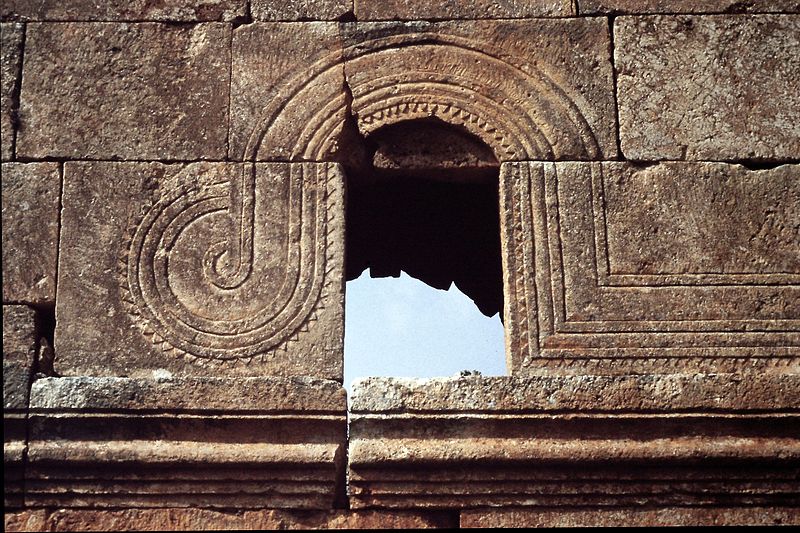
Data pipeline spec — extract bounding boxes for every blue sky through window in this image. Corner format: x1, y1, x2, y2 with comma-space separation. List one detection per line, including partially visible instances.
344, 270, 506, 393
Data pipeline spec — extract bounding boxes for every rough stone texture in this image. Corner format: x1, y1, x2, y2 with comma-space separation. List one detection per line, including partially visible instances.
5, 509, 456, 531
3, 305, 38, 409
3, 305, 37, 508
0, 23, 22, 160
349, 374, 800, 413
580, 0, 800, 14
461, 507, 800, 527
4, 510, 47, 532
230, 22, 346, 161
27, 377, 347, 508
348, 375, 800, 509
230, 19, 617, 162
616, 15, 800, 161
500, 161, 800, 376
355, 0, 574, 19
55, 161, 345, 379
342, 20, 617, 162
251, 0, 352, 20
17, 23, 230, 160
0, 1, 246, 21
2, 163, 60, 304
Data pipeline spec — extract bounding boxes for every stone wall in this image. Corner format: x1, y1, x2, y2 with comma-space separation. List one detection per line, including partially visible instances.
2, 0, 799, 529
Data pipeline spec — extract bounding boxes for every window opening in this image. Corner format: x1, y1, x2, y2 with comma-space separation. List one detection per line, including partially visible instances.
344, 118, 505, 390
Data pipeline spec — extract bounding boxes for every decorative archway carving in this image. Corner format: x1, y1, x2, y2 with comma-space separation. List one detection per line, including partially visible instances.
123, 32, 604, 367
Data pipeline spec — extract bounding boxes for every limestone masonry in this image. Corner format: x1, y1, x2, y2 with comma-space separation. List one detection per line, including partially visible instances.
2, 0, 799, 529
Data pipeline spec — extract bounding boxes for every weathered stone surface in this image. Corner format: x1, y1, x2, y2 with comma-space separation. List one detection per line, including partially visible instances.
3, 305, 37, 409
348, 375, 800, 509
580, 0, 800, 14
350, 374, 800, 413
500, 162, 799, 375
5, 509, 456, 531
0, 23, 22, 160
4, 510, 47, 532
343, 20, 617, 162
230, 19, 617, 162
616, 15, 800, 160
31, 376, 345, 411
355, 0, 574, 19
0, 0, 246, 21
17, 23, 229, 160
3, 305, 37, 508
461, 507, 800, 527
230, 22, 346, 161
251, 0, 351, 20
27, 377, 346, 509
55, 161, 344, 379
2, 163, 60, 304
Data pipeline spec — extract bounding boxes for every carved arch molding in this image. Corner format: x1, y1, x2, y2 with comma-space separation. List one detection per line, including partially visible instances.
121, 31, 604, 376
119, 29, 798, 377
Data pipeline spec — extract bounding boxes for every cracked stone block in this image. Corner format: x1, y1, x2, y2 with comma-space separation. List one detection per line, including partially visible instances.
2, 162, 60, 305
616, 15, 800, 160
251, 0, 352, 20
341, 20, 618, 161
500, 161, 799, 375
17, 23, 230, 160
230, 19, 617, 163
55, 161, 344, 379
580, 0, 800, 14
355, 0, 575, 19
1, 23, 22, 160
0, 1, 246, 21
3, 305, 37, 508
27, 377, 347, 508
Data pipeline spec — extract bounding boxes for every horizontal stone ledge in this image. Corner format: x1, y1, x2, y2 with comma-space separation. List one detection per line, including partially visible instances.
4, 508, 458, 531
580, 0, 800, 14
353, 0, 575, 20
30, 376, 346, 412
349, 374, 800, 413
0, 1, 247, 21
460, 506, 800, 527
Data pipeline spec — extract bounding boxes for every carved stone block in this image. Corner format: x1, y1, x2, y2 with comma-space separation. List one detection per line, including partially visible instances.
343, 20, 618, 162
579, 0, 800, 14
2, 162, 60, 304
251, 0, 351, 20
0, 1, 246, 21
3, 305, 38, 508
230, 19, 617, 163
348, 375, 800, 510
0, 23, 22, 160
55, 162, 344, 379
27, 377, 347, 509
230, 22, 347, 162
501, 161, 799, 375
17, 23, 230, 160
355, 0, 575, 20
616, 15, 800, 160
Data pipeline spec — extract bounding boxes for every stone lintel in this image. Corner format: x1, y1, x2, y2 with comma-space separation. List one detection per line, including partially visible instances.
348, 375, 800, 509
26, 377, 347, 509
